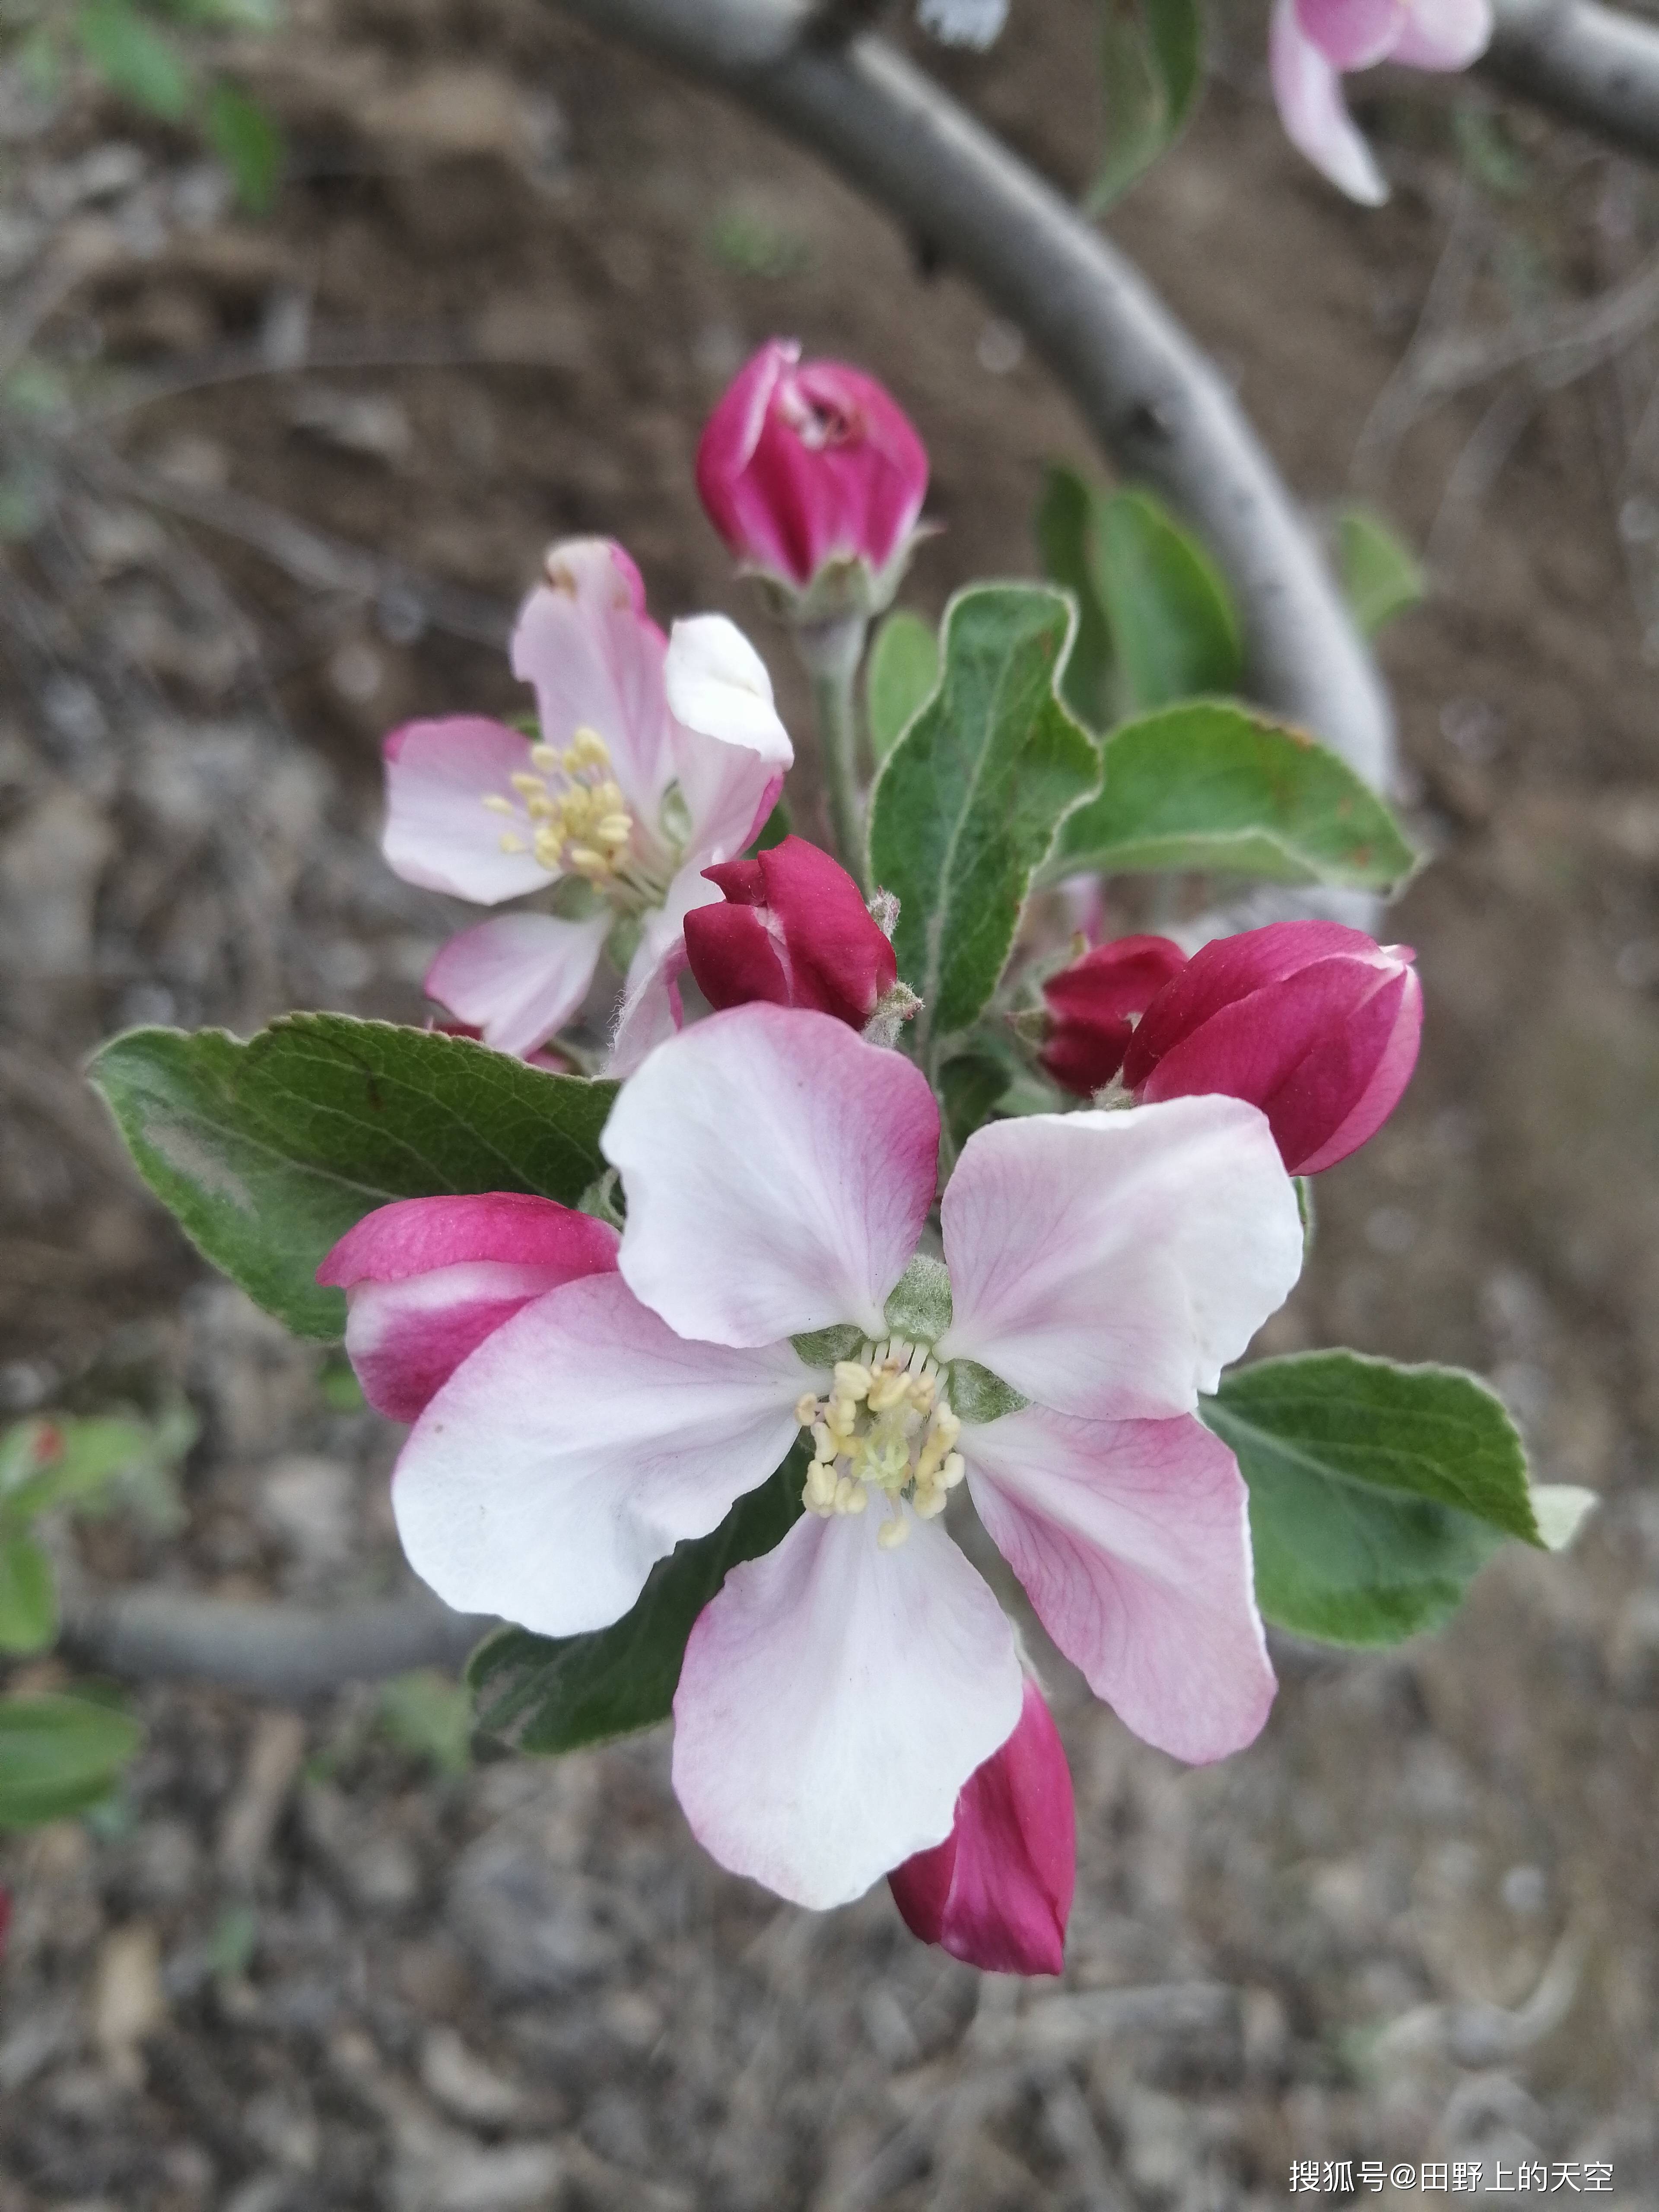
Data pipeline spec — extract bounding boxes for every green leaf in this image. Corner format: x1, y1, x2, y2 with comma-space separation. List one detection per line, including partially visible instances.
0, 1535, 56, 1655
89, 1016, 617, 1342
467, 1442, 806, 1754
0, 1695, 143, 1829
937, 1050, 1012, 1157
1, 1414, 169, 1525
1051, 700, 1417, 890
866, 610, 941, 765
867, 583, 1100, 1054
1203, 1351, 1541, 1647
1338, 507, 1426, 638
75, 0, 191, 119
205, 81, 283, 215
1034, 464, 1115, 728
1089, 0, 1205, 211
1091, 489, 1241, 711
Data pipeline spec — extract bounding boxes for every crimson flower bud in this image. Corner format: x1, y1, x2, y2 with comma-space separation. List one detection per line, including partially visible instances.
1122, 919, 1423, 1175
1039, 934, 1190, 1098
683, 836, 897, 1030
888, 1678, 1076, 1977
695, 338, 929, 620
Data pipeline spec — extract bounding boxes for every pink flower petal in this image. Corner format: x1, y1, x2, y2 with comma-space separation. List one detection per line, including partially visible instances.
1294, 0, 1408, 71
511, 539, 677, 817
425, 909, 611, 1062
381, 717, 553, 903
605, 1004, 941, 1347
1269, 0, 1389, 205
672, 1506, 1024, 1909
318, 1193, 619, 1423
392, 1272, 806, 1635
938, 1098, 1303, 1420
606, 861, 728, 1077
664, 615, 793, 863
1390, 0, 1491, 68
966, 1408, 1276, 1764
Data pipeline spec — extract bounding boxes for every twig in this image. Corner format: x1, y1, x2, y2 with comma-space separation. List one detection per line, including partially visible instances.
1482, 0, 1659, 166
550, 0, 1396, 793
58, 1585, 493, 1699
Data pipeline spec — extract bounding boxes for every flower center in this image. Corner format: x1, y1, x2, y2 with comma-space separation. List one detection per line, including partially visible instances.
482, 727, 662, 904
794, 1340, 964, 1551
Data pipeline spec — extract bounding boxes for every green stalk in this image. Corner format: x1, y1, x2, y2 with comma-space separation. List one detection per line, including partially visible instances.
795, 616, 870, 893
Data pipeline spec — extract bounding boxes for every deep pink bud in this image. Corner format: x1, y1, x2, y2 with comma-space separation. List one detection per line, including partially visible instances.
1039, 934, 1189, 1098
683, 835, 897, 1030
695, 339, 928, 611
1122, 919, 1423, 1174
888, 1679, 1076, 1977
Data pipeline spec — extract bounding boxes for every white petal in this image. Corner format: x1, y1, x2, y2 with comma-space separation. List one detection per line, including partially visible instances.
938, 1097, 1303, 1420
425, 910, 610, 1061
672, 1506, 1024, 1908
382, 718, 553, 903
393, 1272, 805, 1634
1269, 0, 1389, 205
665, 615, 793, 765
604, 1004, 941, 1348
605, 865, 722, 1078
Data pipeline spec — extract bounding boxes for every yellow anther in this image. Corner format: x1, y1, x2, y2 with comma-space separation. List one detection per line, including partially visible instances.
833, 1476, 867, 1515
566, 727, 611, 770
481, 792, 515, 815
803, 1460, 838, 1512
941, 1452, 965, 1490
525, 793, 558, 820
592, 779, 626, 814
529, 743, 562, 771
795, 1392, 820, 1428
833, 1362, 871, 1401
509, 771, 547, 798
569, 846, 607, 874
499, 832, 526, 853
867, 1363, 910, 1415
596, 814, 634, 846
912, 1487, 947, 1520
811, 1421, 835, 1460
877, 1516, 910, 1551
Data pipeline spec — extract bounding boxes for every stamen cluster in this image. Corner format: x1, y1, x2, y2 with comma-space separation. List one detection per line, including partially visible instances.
483, 726, 643, 892
795, 1343, 965, 1548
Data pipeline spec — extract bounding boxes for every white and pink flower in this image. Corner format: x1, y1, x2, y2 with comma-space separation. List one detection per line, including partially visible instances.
324, 1005, 1303, 1916
381, 538, 792, 1068
1271, 0, 1492, 203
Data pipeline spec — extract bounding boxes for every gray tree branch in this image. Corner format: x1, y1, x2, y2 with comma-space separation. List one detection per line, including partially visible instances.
1483, 0, 1659, 165
59, 1586, 493, 1701
550, 0, 1396, 793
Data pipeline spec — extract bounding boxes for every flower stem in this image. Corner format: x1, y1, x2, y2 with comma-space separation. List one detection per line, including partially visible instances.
796, 616, 870, 893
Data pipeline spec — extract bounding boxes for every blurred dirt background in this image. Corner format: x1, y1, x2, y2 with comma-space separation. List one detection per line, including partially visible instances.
3, 0, 1659, 2204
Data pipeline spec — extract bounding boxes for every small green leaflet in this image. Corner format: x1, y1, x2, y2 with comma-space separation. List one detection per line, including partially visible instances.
1034, 465, 1115, 728
867, 583, 1100, 1056
1089, 0, 1205, 211
1338, 507, 1426, 638
1093, 488, 1241, 711
1051, 699, 1417, 890
0, 1536, 55, 1655
467, 1443, 806, 1754
1202, 1351, 1561, 1646
0, 1695, 143, 1829
206, 81, 284, 215
89, 1015, 617, 1341
76, 0, 191, 119
866, 609, 941, 765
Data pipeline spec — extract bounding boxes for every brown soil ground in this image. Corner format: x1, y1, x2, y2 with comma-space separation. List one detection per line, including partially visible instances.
3, 2, 1659, 2206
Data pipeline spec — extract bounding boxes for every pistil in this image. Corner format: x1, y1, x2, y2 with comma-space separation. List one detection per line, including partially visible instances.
795, 1340, 965, 1547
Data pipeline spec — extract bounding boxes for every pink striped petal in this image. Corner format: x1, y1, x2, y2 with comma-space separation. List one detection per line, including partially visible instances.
938, 1098, 1303, 1421
1270, 0, 1389, 205
671, 1507, 1024, 1909
425, 909, 610, 1062
966, 1408, 1276, 1764
318, 1194, 619, 1423
605, 1004, 940, 1348
392, 1272, 806, 1635
381, 718, 552, 903
511, 539, 677, 817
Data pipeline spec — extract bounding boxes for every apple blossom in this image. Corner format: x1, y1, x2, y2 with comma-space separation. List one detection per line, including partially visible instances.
1121, 919, 1423, 1176
695, 340, 929, 622
361, 1004, 1303, 1916
682, 834, 898, 1029
381, 537, 792, 1066
888, 1676, 1075, 1976
1271, 0, 1493, 205
1039, 933, 1189, 1098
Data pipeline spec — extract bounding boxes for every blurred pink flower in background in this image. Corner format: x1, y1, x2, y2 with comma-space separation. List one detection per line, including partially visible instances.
1270, 0, 1493, 203
695, 339, 929, 617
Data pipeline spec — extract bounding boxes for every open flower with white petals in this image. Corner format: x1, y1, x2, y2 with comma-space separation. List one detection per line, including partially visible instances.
345, 1005, 1304, 1914
382, 538, 792, 1068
